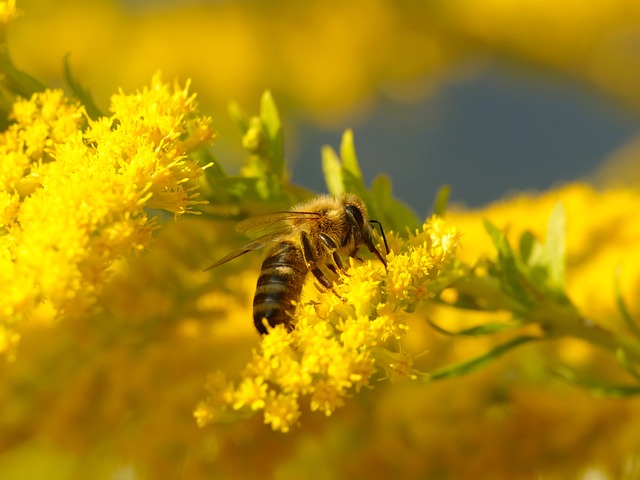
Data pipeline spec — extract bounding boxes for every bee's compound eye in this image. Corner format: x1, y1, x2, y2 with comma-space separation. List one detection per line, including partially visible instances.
345, 204, 365, 229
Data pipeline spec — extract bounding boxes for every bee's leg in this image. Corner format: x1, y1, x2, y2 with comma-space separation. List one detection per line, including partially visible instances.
319, 233, 347, 275
301, 232, 345, 300
347, 245, 365, 264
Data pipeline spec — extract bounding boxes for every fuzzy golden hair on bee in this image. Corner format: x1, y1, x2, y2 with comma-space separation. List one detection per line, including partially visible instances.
205, 193, 389, 334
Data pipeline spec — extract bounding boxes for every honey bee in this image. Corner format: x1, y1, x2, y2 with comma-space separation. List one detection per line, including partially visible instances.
205, 193, 389, 334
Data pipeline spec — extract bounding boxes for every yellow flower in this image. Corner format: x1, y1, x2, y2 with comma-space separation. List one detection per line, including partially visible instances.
263, 391, 301, 433
0, 0, 17, 29
196, 217, 462, 431
0, 74, 214, 358
233, 377, 268, 411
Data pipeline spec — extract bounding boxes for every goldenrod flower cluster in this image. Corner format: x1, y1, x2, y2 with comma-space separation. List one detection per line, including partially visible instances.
195, 217, 461, 432
0, 73, 214, 359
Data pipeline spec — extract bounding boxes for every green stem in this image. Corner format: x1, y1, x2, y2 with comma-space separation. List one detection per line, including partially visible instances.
531, 299, 640, 365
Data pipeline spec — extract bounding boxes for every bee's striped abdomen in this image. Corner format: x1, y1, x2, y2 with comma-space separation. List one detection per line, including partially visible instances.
253, 241, 307, 334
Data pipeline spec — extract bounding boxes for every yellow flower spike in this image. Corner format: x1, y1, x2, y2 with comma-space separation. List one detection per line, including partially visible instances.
347, 351, 377, 391
0, 75, 214, 356
339, 259, 383, 319
263, 391, 301, 433
232, 377, 268, 411
194, 372, 242, 426
243, 350, 273, 382
310, 379, 346, 416
259, 323, 294, 359
370, 346, 421, 383
337, 316, 377, 350
274, 356, 314, 395
197, 213, 462, 431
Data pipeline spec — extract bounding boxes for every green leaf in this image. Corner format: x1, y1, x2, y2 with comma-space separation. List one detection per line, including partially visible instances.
200, 148, 226, 177
341, 167, 371, 203
63, 55, 103, 120
321, 145, 344, 196
321, 130, 419, 233
0, 44, 46, 98
428, 319, 525, 336
483, 219, 532, 310
432, 184, 451, 217
615, 267, 640, 338
616, 348, 640, 382
370, 174, 420, 232
544, 202, 566, 290
518, 230, 536, 264
228, 100, 250, 134
335, 130, 370, 201
554, 366, 640, 397
339, 129, 364, 183
259, 90, 285, 179
321, 131, 370, 203
424, 335, 539, 381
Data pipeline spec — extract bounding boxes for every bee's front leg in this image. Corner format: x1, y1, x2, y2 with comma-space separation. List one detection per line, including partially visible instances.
318, 233, 348, 276
301, 231, 346, 301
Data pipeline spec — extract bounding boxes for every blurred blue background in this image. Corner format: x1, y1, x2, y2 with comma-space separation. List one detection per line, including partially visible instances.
293, 64, 640, 217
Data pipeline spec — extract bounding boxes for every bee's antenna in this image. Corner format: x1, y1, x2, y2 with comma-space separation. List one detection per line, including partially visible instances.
370, 219, 389, 254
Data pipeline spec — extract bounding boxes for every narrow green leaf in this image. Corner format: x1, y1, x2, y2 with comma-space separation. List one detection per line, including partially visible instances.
259, 90, 285, 179
322, 130, 419, 233
428, 319, 524, 336
321, 146, 344, 196
63, 55, 103, 120
554, 366, 640, 397
484, 219, 509, 257
0, 44, 46, 97
432, 184, 451, 217
198, 148, 227, 179
519, 230, 536, 264
544, 202, 566, 290
341, 168, 371, 203
228, 100, 250, 134
366, 174, 420, 233
339, 129, 364, 183
425, 335, 539, 381
616, 348, 640, 382
484, 219, 533, 310
615, 267, 640, 338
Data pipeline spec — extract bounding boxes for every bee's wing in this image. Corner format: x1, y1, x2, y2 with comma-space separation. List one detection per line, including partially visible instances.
235, 211, 321, 236
203, 211, 322, 272
203, 235, 278, 271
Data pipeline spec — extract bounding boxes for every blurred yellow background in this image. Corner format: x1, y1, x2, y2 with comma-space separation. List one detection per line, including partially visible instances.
3, 1, 640, 479
9, 0, 640, 212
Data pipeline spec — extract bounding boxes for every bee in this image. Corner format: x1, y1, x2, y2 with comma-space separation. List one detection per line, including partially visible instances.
204, 193, 389, 334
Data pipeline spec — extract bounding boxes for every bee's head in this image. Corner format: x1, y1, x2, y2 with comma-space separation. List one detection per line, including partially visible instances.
341, 195, 388, 267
